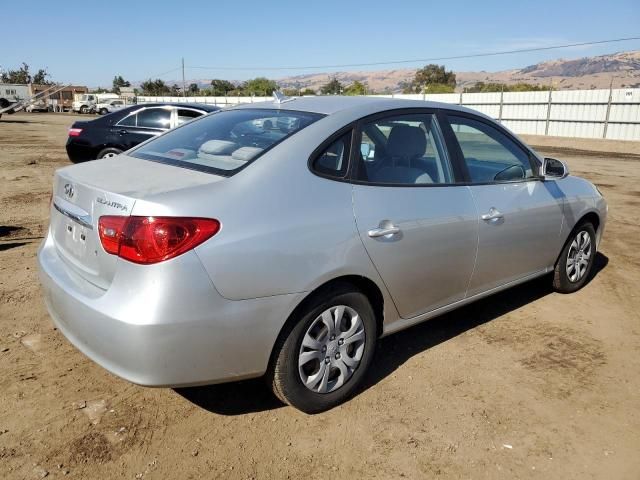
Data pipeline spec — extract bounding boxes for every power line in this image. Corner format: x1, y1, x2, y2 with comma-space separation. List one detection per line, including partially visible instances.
187, 36, 640, 71
143, 67, 182, 79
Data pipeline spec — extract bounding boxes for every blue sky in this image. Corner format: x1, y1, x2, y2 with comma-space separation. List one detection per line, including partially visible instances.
2, 0, 639, 87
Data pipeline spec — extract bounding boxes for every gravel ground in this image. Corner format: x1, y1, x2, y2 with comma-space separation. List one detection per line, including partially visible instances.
1, 112, 639, 479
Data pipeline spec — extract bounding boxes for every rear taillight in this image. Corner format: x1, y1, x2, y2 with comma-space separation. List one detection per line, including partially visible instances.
98, 216, 220, 264
68, 128, 83, 137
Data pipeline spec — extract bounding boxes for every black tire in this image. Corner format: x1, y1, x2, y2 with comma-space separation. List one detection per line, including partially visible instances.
267, 283, 377, 413
99, 108, 108, 115
80, 105, 88, 114
553, 221, 596, 293
96, 147, 123, 159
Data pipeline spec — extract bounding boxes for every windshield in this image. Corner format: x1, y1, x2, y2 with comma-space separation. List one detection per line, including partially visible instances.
130, 108, 323, 176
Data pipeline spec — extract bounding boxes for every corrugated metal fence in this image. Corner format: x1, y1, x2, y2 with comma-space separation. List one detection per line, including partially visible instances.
138, 88, 640, 141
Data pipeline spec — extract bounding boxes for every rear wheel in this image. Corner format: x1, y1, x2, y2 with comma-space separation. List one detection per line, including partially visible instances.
553, 222, 596, 293
268, 284, 377, 413
99, 108, 108, 115
80, 105, 88, 114
96, 147, 123, 159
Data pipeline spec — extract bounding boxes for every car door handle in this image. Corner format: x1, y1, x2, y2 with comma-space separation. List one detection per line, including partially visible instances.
368, 225, 400, 238
117, 129, 128, 135
481, 208, 503, 221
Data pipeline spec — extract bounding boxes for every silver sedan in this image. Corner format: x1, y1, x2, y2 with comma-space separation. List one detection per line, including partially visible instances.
38, 96, 607, 412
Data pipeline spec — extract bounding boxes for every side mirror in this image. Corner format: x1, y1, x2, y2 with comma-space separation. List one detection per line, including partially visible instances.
541, 157, 569, 180
360, 142, 371, 159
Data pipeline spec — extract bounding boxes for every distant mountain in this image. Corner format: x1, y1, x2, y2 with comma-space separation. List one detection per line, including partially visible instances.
136, 51, 640, 94
276, 50, 640, 93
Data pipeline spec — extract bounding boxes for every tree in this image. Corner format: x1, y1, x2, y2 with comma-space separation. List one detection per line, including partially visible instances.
140, 79, 171, 96
242, 77, 278, 96
407, 64, 456, 93
344, 81, 367, 96
300, 88, 316, 96
210, 79, 235, 96
422, 83, 455, 93
112, 75, 131, 94
188, 83, 200, 94
463, 81, 550, 93
1, 63, 31, 83
33, 68, 53, 85
170, 84, 181, 96
282, 88, 300, 96
320, 77, 343, 95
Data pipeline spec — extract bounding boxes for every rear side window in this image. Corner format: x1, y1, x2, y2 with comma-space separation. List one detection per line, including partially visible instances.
130, 108, 323, 176
137, 108, 172, 129
118, 113, 137, 127
354, 113, 453, 185
448, 115, 534, 183
312, 132, 351, 178
177, 109, 204, 125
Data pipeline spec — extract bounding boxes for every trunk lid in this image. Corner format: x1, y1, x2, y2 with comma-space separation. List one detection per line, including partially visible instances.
50, 155, 222, 289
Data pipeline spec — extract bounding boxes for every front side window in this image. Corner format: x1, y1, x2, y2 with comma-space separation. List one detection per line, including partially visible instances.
136, 108, 172, 129
447, 115, 534, 183
355, 113, 453, 185
131, 108, 323, 176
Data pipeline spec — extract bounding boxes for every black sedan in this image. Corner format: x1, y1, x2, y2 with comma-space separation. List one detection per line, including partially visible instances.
65, 103, 220, 162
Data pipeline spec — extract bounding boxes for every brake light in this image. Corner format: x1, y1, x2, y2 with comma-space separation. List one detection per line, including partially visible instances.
68, 128, 83, 137
98, 216, 220, 264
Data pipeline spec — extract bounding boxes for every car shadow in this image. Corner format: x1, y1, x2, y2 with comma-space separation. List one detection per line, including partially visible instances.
175, 378, 285, 415
175, 252, 608, 416
0, 119, 46, 124
0, 242, 28, 252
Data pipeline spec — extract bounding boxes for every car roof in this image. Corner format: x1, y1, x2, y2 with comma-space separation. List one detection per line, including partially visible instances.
133, 102, 220, 111
230, 95, 485, 118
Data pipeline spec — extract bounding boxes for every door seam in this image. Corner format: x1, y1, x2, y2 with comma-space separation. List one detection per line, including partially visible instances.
464, 185, 481, 300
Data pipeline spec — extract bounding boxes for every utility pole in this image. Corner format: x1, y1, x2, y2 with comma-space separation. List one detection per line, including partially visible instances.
182, 58, 186, 97
603, 76, 614, 139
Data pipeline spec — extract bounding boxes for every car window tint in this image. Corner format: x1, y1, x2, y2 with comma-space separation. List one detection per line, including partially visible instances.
137, 108, 172, 129
355, 113, 453, 185
448, 115, 534, 183
118, 113, 137, 127
177, 109, 204, 125
312, 132, 351, 178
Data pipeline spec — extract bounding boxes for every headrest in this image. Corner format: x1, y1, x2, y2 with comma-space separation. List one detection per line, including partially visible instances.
387, 125, 426, 158
231, 146, 263, 162
199, 140, 237, 155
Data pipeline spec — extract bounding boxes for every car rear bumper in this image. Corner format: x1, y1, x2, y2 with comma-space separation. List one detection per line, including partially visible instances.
66, 140, 96, 162
37, 231, 302, 387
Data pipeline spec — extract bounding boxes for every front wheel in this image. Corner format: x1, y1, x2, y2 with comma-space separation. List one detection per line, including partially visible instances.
80, 105, 88, 114
553, 222, 596, 293
268, 284, 377, 413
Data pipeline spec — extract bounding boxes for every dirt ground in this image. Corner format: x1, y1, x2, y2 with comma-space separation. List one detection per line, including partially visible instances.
1, 112, 639, 480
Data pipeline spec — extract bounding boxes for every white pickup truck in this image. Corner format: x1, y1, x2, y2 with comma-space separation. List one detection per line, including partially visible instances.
72, 93, 120, 114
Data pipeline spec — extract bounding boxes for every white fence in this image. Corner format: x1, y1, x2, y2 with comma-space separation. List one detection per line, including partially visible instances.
138, 88, 640, 141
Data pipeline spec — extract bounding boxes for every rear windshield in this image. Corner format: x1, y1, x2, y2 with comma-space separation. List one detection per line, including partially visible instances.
130, 108, 323, 176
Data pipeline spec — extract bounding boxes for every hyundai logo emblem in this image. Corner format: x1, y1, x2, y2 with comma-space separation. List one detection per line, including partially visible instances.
63, 183, 75, 199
